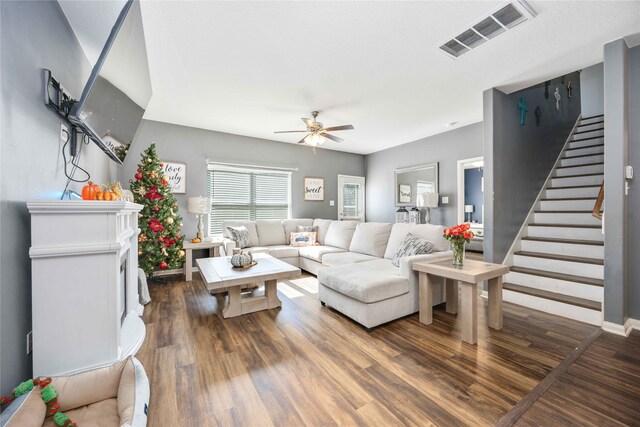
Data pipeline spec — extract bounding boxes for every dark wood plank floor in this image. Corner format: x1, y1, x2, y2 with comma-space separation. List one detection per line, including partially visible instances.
137, 272, 601, 426
516, 330, 640, 427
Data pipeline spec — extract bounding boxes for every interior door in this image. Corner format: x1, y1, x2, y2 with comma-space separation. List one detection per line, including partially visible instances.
338, 175, 365, 221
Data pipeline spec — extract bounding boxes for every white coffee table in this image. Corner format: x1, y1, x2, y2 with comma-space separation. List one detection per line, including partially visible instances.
196, 253, 301, 318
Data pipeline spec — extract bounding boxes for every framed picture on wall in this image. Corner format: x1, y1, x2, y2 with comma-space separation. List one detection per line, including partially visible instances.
162, 161, 187, 193
304, 177, 324, 201
398, 184, 411, 204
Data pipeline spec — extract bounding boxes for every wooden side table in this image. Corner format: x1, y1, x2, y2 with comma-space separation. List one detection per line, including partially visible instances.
183, 239, 223, 281
413, 259, 509, 345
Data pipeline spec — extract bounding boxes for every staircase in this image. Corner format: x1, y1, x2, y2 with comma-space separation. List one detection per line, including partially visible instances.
503, 114, 605, 325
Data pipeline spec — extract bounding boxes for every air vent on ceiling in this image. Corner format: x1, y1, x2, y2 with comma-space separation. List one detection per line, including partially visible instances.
439, 0, 536, 59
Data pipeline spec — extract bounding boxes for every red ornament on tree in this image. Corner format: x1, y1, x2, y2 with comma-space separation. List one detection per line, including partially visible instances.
158, 236, 164, 242
137, 167, 141, 173
153, 206, 159, 212
159, 261, 167, 270
135, 173, 143, 180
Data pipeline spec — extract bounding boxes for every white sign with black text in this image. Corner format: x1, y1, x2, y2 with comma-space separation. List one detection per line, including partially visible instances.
162, 161, 187, 193
304, 177, 324, 201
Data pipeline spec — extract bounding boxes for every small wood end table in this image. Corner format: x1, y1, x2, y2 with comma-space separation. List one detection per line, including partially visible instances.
413, 258, 509, 345
183, 239, 223, 281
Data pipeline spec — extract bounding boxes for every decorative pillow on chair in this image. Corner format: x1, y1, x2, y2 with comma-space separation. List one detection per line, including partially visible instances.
290, 231, 317, 247
392, 233, 435, 267
226, 226, 251, 249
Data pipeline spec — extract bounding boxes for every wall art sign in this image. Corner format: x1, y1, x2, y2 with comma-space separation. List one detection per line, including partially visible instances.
162, 161, 187, 193
304, 177, 324, 201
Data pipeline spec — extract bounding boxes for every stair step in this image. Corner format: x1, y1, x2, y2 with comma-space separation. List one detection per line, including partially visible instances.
571, 129, 604, 141
514, 251, 603, 265
563, 145, 604, 158
503, 283, 602, 311
532, 211, 601, 226
509, 265, 604, 286
513, 250, 603, 278
550, 173, 603, 187
576, 120, 604, 130
580, 113, 604, 121
520, 236, 604, 259
521, 236, 603, 246
573, 127, 604, 135
538, 198, 599, 211
503, 288, 602, 325
560, 153, 604, 167
527, 223, 603, 241
567, 136, 604, 149
544, 185, 600, 199
555, 163, 604, 176
506, 271, 603, 301
527, 222, 600, 229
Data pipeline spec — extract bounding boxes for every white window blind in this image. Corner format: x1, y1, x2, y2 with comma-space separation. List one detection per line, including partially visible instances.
342, 183, 359, 218
207, 166, 291, 235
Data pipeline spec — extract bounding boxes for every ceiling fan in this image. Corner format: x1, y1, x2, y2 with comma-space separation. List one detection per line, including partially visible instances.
274, 111, 354, 147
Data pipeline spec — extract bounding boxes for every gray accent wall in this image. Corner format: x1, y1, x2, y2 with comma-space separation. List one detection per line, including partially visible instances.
364, 123, 483, 225
483, 72, 582, 263
1, 0, 111, 394
117, 119, 366, 237
603, 39, 631, 325
628, 44, 640, 320
581, 63, 604, 118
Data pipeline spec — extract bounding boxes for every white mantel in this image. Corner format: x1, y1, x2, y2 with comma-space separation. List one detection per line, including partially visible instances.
28, 200, 145, 377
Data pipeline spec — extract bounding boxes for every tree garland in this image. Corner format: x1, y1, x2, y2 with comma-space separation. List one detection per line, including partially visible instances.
0, 377, 76, 426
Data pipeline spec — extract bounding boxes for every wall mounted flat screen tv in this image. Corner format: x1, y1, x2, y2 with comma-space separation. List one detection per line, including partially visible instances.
68, 0, 151, 164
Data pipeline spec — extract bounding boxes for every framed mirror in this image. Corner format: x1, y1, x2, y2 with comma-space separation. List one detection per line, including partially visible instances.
394, 162, 439, 206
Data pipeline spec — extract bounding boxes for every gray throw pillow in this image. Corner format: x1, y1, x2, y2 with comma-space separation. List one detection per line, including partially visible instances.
392, 233, 435, 267
227, 226, 251, 249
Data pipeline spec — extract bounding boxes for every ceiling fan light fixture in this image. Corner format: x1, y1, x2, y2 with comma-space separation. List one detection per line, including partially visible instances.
305, 133, 325, 146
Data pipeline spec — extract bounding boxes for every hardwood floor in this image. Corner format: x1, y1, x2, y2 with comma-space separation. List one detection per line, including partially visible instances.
515, 330, 640, 426
137, 272, 602, 426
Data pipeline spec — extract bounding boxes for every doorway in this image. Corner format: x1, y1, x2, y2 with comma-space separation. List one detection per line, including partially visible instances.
457, 157, 484, 252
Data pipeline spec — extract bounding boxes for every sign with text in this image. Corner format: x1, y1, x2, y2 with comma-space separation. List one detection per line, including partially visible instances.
304, 177, 324, 201
162, 161, 186, 193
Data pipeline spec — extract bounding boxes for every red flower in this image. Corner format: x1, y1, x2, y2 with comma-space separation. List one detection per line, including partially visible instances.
163, 238, 176, 248
148, 219, 164, 233
145, 185, 163, 201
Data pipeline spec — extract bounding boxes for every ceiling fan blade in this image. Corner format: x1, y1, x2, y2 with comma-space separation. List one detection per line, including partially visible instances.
322, 133, 343, 143
302, 118, 315, 128
323, 124, 354, 132
274, 130, 307, 133
297, 134, 309, 144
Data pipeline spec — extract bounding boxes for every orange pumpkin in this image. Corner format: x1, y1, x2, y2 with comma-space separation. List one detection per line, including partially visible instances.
82, 182, 100, 200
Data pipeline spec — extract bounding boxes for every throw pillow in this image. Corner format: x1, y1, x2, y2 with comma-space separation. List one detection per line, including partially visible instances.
227, 226, 251, 249
290, 231, 317, 247
297, 225, 319, 241
392, 233, 435, 267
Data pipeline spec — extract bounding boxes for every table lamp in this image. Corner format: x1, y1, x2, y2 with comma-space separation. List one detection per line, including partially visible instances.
465, 204, 474, 222
187, 196, 210, 240
418, 192, 439, 224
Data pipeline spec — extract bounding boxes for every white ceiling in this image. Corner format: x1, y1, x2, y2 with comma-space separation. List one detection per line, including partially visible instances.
60, 1, 640, 155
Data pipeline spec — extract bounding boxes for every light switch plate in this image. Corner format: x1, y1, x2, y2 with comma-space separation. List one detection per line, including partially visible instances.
441, 196, 449, 204
329, 200, 335, 206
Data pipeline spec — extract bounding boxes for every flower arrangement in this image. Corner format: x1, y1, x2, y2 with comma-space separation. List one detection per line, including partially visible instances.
443, 223, 475, 266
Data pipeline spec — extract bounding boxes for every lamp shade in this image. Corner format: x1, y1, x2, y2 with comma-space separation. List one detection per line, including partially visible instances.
187, 196, 210, 214
419, 192, 439, 208
464, 204, 474, 213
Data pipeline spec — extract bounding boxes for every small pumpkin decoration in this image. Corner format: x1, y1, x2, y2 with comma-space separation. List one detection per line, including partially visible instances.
231, 250, 253, 268
81, 182, 100, 200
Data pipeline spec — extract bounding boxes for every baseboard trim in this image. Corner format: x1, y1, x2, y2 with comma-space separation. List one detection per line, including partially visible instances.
601, 318, 637, 336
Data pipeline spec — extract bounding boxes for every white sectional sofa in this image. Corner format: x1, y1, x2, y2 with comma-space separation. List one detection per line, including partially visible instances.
220, 219, 452, 330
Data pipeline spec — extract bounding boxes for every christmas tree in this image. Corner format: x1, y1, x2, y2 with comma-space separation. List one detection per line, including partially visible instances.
130, 143, 185, 274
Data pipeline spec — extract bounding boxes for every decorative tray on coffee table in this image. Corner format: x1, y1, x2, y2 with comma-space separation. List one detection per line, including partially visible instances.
232, 260, 258, 270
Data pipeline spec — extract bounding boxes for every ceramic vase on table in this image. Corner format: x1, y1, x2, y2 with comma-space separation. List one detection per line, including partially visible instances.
451, 241, 465, 267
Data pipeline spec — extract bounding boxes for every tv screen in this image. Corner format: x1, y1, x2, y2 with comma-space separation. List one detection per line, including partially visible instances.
68, 0, 151, 164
